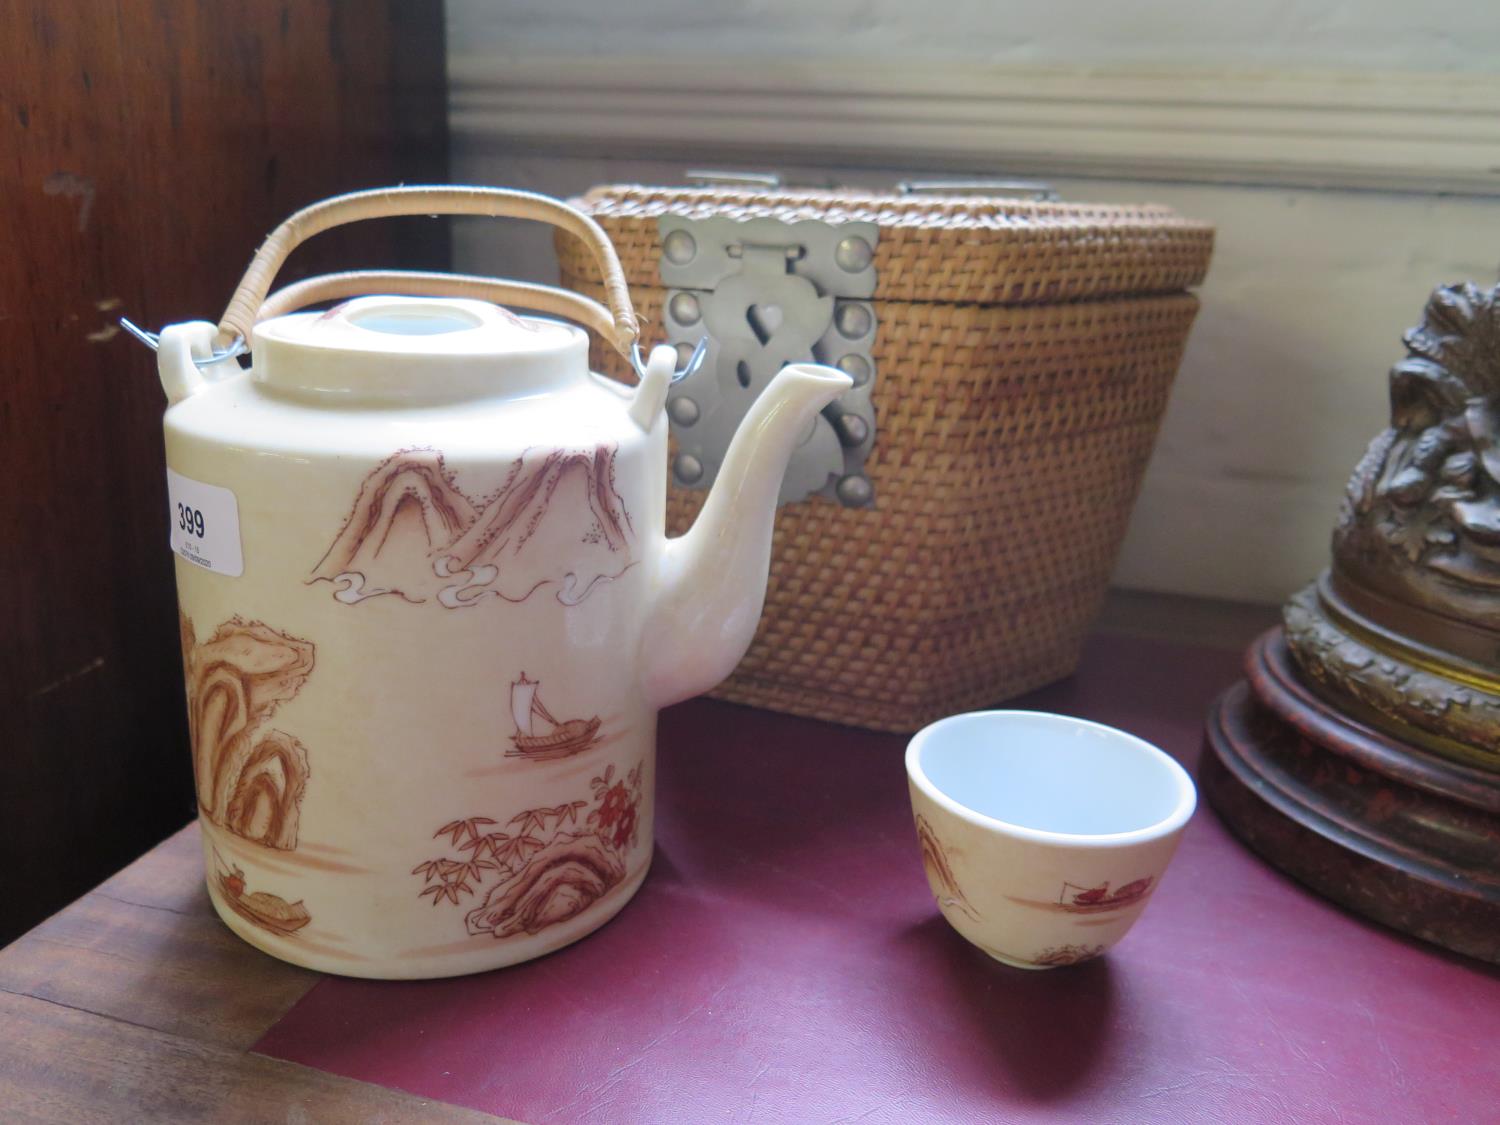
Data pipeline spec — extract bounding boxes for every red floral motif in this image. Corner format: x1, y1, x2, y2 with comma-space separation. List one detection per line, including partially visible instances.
596, 782, 631, 825
415, 761, 644, 940
591, 771, 641, 852
608, 806, 637, 851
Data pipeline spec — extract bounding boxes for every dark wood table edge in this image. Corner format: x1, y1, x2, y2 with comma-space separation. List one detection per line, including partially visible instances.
0, 822, 508, 1123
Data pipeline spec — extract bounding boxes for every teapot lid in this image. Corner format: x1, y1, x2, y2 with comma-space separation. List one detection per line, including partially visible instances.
252, 295, 590, 401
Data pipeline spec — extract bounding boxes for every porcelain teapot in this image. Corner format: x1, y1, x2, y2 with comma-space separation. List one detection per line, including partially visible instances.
151, 187, 850, 978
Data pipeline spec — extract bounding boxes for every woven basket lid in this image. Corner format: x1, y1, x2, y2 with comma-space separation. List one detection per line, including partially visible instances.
567, 184, 1214, 305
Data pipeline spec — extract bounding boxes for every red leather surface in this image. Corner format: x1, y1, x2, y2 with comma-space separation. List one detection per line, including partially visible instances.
255, 635, 1500, 1123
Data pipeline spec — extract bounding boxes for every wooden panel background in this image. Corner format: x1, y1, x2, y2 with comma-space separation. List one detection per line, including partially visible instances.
0, 0, 449, 943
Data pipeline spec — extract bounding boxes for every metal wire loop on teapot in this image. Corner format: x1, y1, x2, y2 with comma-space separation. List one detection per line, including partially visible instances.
632, 336, 710, 384
118, 316, 248, 368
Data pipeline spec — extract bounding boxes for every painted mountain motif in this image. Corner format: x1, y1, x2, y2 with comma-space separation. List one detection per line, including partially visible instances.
310, 445, 635, 608
915, 814, 979, 920
181, 613, 314, 851
414, 762, 643, 940
465, 831, 627, 939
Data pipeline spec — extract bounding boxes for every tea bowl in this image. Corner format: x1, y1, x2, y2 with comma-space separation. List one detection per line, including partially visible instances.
906, 710, 1196, 968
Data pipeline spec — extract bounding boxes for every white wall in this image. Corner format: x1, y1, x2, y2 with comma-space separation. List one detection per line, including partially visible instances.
450, 0, 1500, 71
445, 1, 1500, 606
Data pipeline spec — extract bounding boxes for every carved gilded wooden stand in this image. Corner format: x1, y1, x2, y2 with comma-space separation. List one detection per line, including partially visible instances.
1202, 282, 1500, 963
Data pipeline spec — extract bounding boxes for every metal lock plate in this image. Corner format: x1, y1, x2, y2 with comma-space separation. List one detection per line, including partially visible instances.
657, 214, 878, 507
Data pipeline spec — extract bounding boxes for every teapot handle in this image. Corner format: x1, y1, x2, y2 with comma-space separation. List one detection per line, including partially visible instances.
216, 186, 639, 358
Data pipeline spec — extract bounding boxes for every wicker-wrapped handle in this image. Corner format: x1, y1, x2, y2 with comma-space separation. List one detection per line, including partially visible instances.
217, 186, 640, 357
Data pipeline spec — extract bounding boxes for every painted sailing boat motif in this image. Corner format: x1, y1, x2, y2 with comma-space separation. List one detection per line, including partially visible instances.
212, 850, 311, 936
507, 673, 601, 760
1055, 877, 1155, 913
1005, 875, 1157, 915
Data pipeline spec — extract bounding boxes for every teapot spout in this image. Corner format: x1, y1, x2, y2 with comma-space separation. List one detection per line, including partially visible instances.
640, 363, 852, 708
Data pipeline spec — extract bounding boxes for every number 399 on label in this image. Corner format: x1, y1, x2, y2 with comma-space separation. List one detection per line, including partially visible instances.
165, 469, 244, 577
177, 502, 206, 538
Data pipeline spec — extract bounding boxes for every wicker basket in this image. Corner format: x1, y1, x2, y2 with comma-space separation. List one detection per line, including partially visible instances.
557, 184, 1214, 731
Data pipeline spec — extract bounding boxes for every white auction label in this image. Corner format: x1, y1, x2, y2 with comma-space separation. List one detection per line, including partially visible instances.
166, 469, 244, 577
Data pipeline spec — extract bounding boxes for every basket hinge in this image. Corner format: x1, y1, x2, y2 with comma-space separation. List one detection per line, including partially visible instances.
656, 214, 878, 508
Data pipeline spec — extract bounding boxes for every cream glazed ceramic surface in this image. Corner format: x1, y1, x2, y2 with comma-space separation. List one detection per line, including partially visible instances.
906, 711, 1196, 969
159, 291, 849, 979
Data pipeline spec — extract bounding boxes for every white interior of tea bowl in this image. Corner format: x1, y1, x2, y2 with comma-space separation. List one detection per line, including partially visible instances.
907, 711, 1196, 842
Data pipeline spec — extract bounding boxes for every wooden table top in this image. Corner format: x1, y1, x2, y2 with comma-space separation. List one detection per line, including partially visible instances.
0, 821, 505, 1122
0, 594, 1285, 1123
